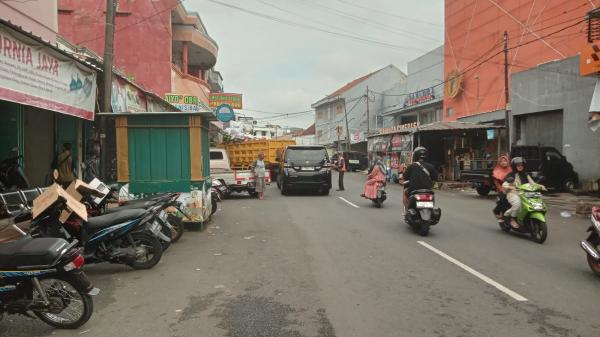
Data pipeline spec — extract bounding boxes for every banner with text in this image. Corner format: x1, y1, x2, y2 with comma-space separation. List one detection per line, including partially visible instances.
209, 93, 242, 109
0, 25, 97, 120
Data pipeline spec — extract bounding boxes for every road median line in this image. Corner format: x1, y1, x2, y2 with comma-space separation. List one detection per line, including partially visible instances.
338, 197, 359, 208
417, 241, 528, 302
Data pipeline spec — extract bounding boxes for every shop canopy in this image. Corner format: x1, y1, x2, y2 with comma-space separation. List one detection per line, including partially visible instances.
414, 121, 503, 133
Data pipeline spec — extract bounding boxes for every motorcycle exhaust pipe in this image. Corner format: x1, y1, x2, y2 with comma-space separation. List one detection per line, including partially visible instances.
580, 240, 600, 261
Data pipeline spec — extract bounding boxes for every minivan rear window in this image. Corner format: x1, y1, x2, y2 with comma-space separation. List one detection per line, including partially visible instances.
286, 148, 328, 164
210, 151, 224, 160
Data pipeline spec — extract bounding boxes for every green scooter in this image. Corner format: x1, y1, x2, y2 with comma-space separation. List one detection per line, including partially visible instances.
499, 183, 548, 244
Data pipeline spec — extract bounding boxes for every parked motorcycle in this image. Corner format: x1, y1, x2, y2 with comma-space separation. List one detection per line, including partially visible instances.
498, 183, 548, 244
404, 188, 441, 236
580, 206, 600, 276
0, 156, 30, 192
0, 225, 98, 329
30, 186, 164, 270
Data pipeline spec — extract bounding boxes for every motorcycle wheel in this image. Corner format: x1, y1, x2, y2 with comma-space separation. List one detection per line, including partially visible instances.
498, 218, 511, 232
33, 276, 94, 329
586, 238, 600, 276
529, 218, 548, 244
418, 224, 430, 236
167, 214, 184, 243
126, 232, 163, 270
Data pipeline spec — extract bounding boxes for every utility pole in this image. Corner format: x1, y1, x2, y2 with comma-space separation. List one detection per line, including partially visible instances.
101, 0, 116, 180
336, 126, 341, 152
366, 86, 370, 136
342, 99, 351, 153
503, 31, 511, 152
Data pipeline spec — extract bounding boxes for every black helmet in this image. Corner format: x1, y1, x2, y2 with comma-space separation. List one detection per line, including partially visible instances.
413, 147, 428, 162
511, 157, 526, 170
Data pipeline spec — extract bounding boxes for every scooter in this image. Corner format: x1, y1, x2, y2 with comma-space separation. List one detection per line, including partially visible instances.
363, 181, 386, 208
403, 184, 441, 236
580, 206, 600, 276
30, 185, 164, 270
498, 183, 548, 244
0, 225, 98, 329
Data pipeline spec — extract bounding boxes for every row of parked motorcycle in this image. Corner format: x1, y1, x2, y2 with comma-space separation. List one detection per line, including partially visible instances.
0, 171, 222, 329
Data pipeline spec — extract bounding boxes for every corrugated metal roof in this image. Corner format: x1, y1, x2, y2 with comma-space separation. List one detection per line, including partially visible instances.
417, 121, 503, 132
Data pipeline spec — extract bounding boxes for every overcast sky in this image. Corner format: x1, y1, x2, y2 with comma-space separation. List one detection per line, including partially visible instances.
187, 0, 444, 128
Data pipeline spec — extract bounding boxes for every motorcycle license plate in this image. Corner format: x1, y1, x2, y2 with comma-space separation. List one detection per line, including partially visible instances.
416, 202, 434, 208
349, 160, 359, 164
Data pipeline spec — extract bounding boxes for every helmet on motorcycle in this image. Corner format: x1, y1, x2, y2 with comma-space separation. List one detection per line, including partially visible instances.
412, 147, 428, 162
511, 157, 526, 170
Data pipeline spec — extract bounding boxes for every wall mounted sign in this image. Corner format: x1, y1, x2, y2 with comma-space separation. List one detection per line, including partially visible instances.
404, 87, 435, 107
445, 68, 463, 99
378, 122, 419, 135
215, 104, 235, 122
209, 93, 242, 109
0, 25, 97, 120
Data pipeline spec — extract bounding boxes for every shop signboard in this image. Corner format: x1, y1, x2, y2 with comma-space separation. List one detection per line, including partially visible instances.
378, 122, 418, 135
368, 135, 390, 152
404, 87, 435, 107
111, 77, 148, 113
0, 25, 97, 120
350, 130, 365, 144
209, 93, 242, 109
215, 104, 235, 122
390, 133, 412, 151
164, 93, 210, 113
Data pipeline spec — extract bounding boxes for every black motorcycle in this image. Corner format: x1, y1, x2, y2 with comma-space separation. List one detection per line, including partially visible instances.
404, 189, 442, 236
0, 156, 30, 192
0, 227, 98, 329
30, 187, 164, 270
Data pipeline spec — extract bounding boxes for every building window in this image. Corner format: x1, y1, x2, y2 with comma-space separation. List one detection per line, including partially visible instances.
446, 107, 454, 117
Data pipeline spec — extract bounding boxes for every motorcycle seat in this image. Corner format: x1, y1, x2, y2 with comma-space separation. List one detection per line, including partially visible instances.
410, 189, 434, 195
86, 209, 147, 233
103, 201, 156, 213
0, 237, 69, 269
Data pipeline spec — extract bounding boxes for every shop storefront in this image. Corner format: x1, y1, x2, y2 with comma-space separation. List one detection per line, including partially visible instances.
0, 20, 97, 187
368, 121, 502, 181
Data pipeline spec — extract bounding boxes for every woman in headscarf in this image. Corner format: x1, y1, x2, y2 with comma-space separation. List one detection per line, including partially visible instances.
361, 156, 386, 200
492, 154, 512, 220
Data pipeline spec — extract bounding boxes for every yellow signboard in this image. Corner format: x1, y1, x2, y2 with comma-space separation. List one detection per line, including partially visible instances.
209, 93, 243, 109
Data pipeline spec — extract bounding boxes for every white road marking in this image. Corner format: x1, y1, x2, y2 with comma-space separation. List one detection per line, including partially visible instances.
417, 241, 528, 302
338, 197, 359, 208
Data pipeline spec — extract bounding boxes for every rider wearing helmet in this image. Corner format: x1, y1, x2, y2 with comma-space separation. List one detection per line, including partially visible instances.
402, 147, 438, 208
502, 157, 543, 228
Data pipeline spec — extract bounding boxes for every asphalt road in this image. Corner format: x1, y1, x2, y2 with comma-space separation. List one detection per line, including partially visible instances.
2, 172, 599, 337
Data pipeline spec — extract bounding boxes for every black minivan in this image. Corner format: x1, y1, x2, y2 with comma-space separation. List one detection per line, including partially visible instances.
277, 145, 331, 195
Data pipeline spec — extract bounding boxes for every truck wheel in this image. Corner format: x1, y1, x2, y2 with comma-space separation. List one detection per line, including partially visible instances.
476, 186, 491, 196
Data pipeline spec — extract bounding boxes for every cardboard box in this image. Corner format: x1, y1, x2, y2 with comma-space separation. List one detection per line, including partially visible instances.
32, 185, 88, 222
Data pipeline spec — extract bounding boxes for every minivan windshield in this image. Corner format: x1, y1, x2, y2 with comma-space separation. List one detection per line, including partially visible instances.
286, 148, 328, 165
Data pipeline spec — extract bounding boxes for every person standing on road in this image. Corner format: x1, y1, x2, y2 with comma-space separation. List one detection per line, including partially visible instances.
335, 152, 346, 191
55, 143, 75, 188
252, 152, 267, 200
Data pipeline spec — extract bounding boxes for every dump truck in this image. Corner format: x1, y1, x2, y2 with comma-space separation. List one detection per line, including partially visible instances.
210, 139, 295, 197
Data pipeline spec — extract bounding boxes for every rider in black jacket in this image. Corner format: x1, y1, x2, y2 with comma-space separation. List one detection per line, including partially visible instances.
403, 147, 438, 208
